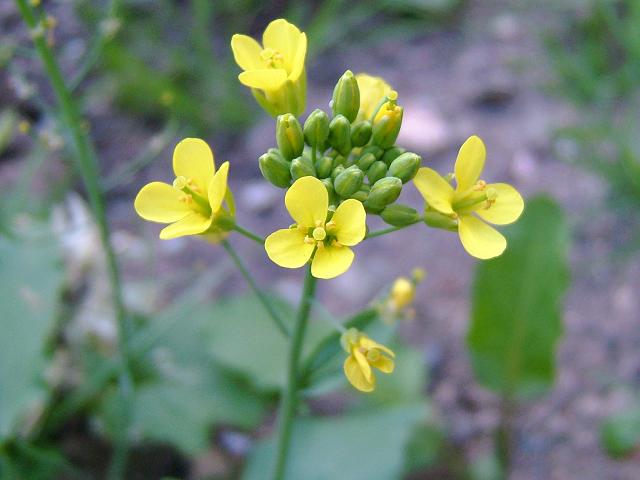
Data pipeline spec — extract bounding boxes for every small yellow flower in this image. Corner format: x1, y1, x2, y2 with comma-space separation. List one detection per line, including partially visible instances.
231, 19, 307, 117
265, 176, 366, 279
134, 138, 232, 241
341, 328, 395, 392
390, 277, 415, 311
413, 135, 524, 259
355, 73, 392, 121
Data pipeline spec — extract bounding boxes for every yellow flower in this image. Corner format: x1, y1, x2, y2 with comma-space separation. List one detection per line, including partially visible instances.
413, 135, 524, 259
390, 277, 415, 311
341, 328, 395, 392
355, 73, 392, 121
134, 138, 232, 241
265, 176, 366, 279
231, 19, 307, 117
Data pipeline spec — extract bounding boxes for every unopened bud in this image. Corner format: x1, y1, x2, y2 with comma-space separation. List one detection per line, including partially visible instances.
380, 204, 420, 227
303, 109, 330, 148
331, 70, 360, 123
315, 155, 333, 179
367, 161, 388, 185
321, 178, 339, 208
372, 101, 403, 149
423, 209, 458, 231
332, 154, 347, 169
276, 114, 304, 160
360, 145, 384, 160
334, 165, 364, 198
350, 120, 372, 147
290, 155, 316, 180
356, 152, 376, 171
331, 164, 345, 180
388, 152, 421, 183
258, 150, 292, 188
364, 177, 402, 211
328, 114, 352, 156
381, 146, 406, 166
350, 184, 370, 202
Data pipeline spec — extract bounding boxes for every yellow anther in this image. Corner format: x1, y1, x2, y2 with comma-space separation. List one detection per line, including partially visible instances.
316, 241, 325, 249
331, 240, 343, 247
325, 220, 337, 232
179, 194, 192, 204
485, 187, 498, 201
387, 90, 398, 102
474, 180, 487, 191
260, 48, 283, 68
173, 176, 188, 190
304, 235, 315, 245
312, 227, 326, 241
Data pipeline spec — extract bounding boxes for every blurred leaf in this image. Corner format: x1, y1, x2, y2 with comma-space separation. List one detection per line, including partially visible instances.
243, 403, 428, 480
466, 196, 570, 398
600, 407, 640, 458
403, 423, 444, 474
0, 109, 17, 156
467, 451, 505, 480
0, 227, 62, 438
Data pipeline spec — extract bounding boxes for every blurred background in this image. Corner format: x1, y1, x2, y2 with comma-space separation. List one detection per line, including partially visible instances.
1, 0, 640, 478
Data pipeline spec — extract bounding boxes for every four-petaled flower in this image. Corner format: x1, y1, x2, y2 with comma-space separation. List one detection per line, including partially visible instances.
231, 19, 307, 117
413, 135, 524, 259
355, 73, 392, 121
341, 328, 395, 392
265, 176, 366, 279
134, 138, 232, 241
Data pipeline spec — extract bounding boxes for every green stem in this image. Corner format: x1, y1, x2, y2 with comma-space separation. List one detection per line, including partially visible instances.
364, 219, 421, 239
222, 240, 289, 337
15, 2, 133, 477
272, 265, 317, 480
233, 224, 265, 244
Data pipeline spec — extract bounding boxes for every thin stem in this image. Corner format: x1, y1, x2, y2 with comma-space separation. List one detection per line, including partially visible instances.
272, 265, 317, 480
233, 224, 265, 244
364, 219, 421, 240
222, 240, 289, 337
14, 1, 133, 477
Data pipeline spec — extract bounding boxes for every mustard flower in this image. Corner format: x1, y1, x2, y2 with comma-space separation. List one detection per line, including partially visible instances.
389, 277, 415, 311
413, 135, 524, 259
231, 19, 307, 117
341, 328, 395, 392
265, 176, 366, 279
355, 73, 392, 121
134, 138, 232, 241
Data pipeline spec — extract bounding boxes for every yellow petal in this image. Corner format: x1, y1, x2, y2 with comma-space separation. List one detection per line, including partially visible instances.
311, 245, 354, 279
475, 183, 524, 225
265, 228, 314, 269
332, 199, 366, 246
356, 73, 392, 121
344, 355, 375, 392
285, 176, 328, 228
413, 167, 454, 215
159, 212, 212, 240
370, 355, 395, 374
353, 348, 373, 382
262, 19, 300, 72
134, 182, 191, 223
359, 337, 395, 358
458, 214, 506, 259
172, 138, 215, 195
238, 69, 288, 91
289, 32, 307, 81
208, 161, 229, 214
230, 34, 264, 71
455, 135, 486, 192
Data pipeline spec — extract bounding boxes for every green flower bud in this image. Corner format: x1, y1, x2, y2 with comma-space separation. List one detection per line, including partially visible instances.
372, 102, 403, 149
387, 152, 421, 183
350, 120, 372, 147
331, 70, 360, 123
423, 208, 458, 231
367, 160, 388, 184
321, 178, 338, 208
360, 145, 384, 160
332, 154, 347, 169
290, 155, 316, 180
328, 114, 352, 156
258, 150, 292, 188
315, 155, 333, 179
276, 114, 304, 161
331, 164, 345, 180
303, 109, 330, 148
364, 177, 402, 211
356, 152, 377, 171
380, 204, 420, 227
350, 185, 370, 202
381, 146, 406, 166
334, 165, 364, 198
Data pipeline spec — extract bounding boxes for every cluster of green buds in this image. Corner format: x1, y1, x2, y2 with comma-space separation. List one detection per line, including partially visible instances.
258, 70, 423, 226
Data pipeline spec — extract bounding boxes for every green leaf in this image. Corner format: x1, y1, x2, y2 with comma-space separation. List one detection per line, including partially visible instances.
466, 196, 570, 398
0, 230, 62, 438
600, 407, 640, 458
243, 403, 428, 480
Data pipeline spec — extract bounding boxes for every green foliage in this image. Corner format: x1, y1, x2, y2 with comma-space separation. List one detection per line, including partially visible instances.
0, 225, 62, 439
467, 197, 570, 398
467, 451, 505, 480
600, 407, 640, 458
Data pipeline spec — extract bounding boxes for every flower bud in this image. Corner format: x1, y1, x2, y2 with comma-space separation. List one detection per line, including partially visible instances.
372, 96, 403, 149
367, 160, 388, 184
350, 120, 372, 147
315, 155, 333, 179
356, 152, 377, 171
276, 114, 304, 161
258, 149, 292, 188
331, 164, 345, 180
364, 177, 402, 211
381, 146, 406, 166
360, 145, 384, 161
303, 109, 330, 148
388, 152, 421, 183
380, 204, 420, 226
331, 70, 360, 123
350, 186, 370, 202
290, 155, 316, 180
328, 114, 352, 156
423, 209, 458, 231
321, 178, 339, 208
332, 154, 347, 169
334, 165, 364, 198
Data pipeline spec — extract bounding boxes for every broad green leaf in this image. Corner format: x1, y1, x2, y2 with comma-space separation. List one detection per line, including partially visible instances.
243, 403, 428, 480
600, 407, 640, 458
0, 230, 62, 438
467, 196, 570, 398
